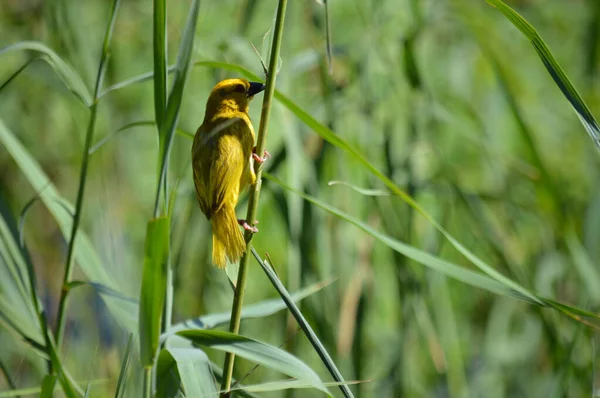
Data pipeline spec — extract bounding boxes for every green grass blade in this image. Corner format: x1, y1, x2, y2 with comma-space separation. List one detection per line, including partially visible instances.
0, 118, 136, 332
0, 41, 91, 106
155, 349, 181, 398
55, 0, 122, 348
177, 330, 330, 396
228, 379, 364, 394
89, 120, 193, 155
266, 174, 600, 324
154, 0, 200, 217
114, 333, 134, 398
153, 0, 167, 129
40, 375, 58, 398
250, 249, 353, 398
166, 347, 218, 398
209, 362, 261, 398
487, 0, 600, 150
0, 56, 40, 93
99, 65, 176, 99
166, 279, 332, 335
139, 217, 170, 367
264, 173, 512, 297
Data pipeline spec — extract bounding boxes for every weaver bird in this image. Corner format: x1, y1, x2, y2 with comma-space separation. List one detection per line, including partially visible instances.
192, 78, 269, 268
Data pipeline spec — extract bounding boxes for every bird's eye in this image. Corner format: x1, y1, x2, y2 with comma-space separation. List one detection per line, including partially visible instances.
233, 84, 246, 94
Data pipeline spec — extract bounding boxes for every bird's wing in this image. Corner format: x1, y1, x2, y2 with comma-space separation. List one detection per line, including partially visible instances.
192, 116, 253, 217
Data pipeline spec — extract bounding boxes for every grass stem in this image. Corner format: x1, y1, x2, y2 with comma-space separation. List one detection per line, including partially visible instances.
55, 0, 121, 348
220, 0, 288, 395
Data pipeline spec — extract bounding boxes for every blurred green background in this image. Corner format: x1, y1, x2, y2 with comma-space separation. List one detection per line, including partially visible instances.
1, 0, 600, 396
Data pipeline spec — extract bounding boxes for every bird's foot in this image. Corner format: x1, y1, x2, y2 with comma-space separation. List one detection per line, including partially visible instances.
237, 219, 259, 233
252, 147, 271, 164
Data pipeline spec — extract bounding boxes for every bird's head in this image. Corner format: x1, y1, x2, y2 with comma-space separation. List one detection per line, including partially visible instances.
205, 78, 265, 115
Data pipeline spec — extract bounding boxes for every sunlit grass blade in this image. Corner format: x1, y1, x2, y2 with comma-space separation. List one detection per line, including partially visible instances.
250, 250, 353, 398
166, 279, 333, 335
264, 173, 511, 297
0, 42, 91, 106
177, 330, 330, 396
265, 173, 600, 325
139, 217, 170, 368
0, 380, 110, 398
227, 379, 366, 394
486, 0, 600, 150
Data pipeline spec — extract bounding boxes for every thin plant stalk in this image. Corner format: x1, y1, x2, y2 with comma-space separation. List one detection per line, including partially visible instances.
252, 249, 354, 398
54, 0, 121, 348
220, 0, 288, 394
143, 367, 151, 398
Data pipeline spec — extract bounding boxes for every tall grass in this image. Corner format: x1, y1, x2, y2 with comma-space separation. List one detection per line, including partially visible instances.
0, 0, 599, 397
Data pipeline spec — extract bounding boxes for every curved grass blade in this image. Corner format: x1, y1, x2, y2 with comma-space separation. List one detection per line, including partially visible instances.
266, 174, 600, 324
89, 121, 154, 154
177, 330, 330, 396
0, 208, 43, 346
209, 361, 260, 398
486, 0, 600, 150
327, 181, 390, 196
156, 345, 218, 398
228, 379, 365, 394
0, 41, 91, 107
89, 120, 194, 155
166, 279, 333, 336
265, 173, 513, 298
251, 250, 353, 398
0, 118, 136, 332
99, 65, 176, 99
0, 56, 41, 93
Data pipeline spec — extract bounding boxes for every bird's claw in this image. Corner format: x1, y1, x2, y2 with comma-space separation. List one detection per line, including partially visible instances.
237, 219, 259, 233
252, 148, 271, 164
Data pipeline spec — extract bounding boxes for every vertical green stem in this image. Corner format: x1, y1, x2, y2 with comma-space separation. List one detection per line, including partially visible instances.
143, 367, 152, 398
54, 0, 121, 348
220, 0, 288, 395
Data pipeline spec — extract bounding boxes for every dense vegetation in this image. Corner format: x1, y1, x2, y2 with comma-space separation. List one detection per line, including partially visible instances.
1, 0, 599, 396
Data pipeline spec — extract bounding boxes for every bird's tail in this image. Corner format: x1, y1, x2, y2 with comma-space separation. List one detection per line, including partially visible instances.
211, 204, 246, 268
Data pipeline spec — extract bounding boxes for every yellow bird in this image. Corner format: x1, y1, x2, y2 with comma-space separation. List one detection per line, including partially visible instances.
191, 78, 268, 268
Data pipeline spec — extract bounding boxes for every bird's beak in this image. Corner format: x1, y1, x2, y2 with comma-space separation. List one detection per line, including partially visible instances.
247, 82, 266, 97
